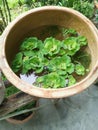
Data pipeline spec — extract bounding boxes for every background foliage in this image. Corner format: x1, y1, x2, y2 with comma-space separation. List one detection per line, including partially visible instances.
7, 0, 94, 19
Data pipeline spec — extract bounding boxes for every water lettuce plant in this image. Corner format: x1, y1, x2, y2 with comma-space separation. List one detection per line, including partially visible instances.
11, 28, 90, 89
43, 37, 61, 56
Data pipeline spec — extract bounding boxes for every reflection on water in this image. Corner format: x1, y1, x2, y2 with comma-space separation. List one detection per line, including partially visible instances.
20, 73, 38, 85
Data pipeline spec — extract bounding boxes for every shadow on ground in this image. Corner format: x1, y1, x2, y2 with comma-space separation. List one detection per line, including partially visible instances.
0, 84, 98, 130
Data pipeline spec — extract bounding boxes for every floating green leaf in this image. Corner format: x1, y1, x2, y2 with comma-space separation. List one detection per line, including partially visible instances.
68, 75, 76, 86
36, 72, 66, 88
62, 37, 80, 56
47, 55, 71, 72
43, 37, 61, 56
22, 56, 31, 74
20, 37, 41, 51
67, 63, 75, 74
56, 70, 67, 76
23, 51, 35, 57
77, 36, 87, 46
11, 28, 90, 89
75, 64, 86, 76
62, 28, 77, 37
11, 52, 23, 72
29, 53, 44, 73
73, 50, 91, 68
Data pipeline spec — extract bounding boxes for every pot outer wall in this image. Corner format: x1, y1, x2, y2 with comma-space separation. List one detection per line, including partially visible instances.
0, 6, 98, 98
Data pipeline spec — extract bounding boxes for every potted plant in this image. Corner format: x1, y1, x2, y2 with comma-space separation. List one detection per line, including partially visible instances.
1, 74, 38, 124
11, 28, 91, 89
0, 6, 98, 98
6, 98, 38, 124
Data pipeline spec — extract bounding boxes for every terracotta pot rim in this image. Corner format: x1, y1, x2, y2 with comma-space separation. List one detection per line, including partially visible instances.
6, 100, 39, 124
6, 112, 34, 124
0, 6, 98, 98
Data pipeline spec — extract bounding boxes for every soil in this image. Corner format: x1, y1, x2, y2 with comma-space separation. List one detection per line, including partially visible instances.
11, 112, 32, 120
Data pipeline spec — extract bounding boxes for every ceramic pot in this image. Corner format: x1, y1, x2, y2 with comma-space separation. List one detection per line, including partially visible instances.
6, 112, 34, 124
0, 6, 98, 98
6, 100, 38, 124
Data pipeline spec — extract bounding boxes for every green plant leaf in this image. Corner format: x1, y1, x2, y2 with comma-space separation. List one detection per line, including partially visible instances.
5, 85, 20, 97
22, 51, 44, 74
30, 57, 42, 67
43, 58, 49, 66
73, 50, 91, 68
59, 49, 66, 55
20, 37, 40, 51
67, 63, 75, 74
22, 56, 31, 74
12, 52, 23, 72
56, 70, 67, 76
48, 55, 71, 72
62, 28, 77, 37
75, 64, 86, 76
29, 53, 44, 73
77, 36, 87, 46
36, 72, 66, 88
62, 37, 80, 56
35, 66, 43, 73
63, 37, 77, 50
73, 1, 94, 18
68, 75, 76, 86
43, 37, 61, 56
23, 51, 35, 57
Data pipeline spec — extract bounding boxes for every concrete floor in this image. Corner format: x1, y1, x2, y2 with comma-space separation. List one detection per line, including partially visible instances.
0, 84, 98, 130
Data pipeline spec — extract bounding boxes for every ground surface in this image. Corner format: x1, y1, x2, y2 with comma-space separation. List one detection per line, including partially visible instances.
0, 84, 98, 130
